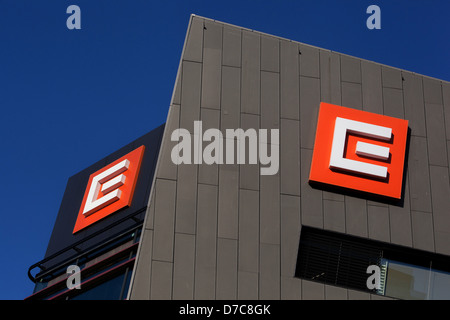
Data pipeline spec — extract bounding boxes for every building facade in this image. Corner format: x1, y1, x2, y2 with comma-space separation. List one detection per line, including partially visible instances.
28, 15, 450, 300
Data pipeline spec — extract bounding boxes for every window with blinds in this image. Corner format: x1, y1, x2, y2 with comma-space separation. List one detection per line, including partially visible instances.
295, 226, 450, 299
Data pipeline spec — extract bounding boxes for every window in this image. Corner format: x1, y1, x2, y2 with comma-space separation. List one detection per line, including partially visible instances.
296, 226, 450, 300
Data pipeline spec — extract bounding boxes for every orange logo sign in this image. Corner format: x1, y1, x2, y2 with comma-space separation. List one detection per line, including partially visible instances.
309, 103, 408, 199
73, 145, 145, 233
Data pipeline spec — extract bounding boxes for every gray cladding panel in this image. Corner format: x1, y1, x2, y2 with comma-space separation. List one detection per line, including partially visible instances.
281, 40, 300, 120
425, 103, 448, 167
299, 44, 319, 78
173, 233, 195, 299
201, 20, 222, 110
403, 72, 426, 137
223, 26, 241, 67
216, 238, 238, 299
361, 60, 383, 114
320, 50, 342, 106
341, 55, 361, 83
261, 35, 279, 72
300, 76, 320, 149
241, 30, 260, 115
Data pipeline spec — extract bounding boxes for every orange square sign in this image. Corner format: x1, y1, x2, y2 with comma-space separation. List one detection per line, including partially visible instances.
73, 145, 145, 234
309, 103, 409, 199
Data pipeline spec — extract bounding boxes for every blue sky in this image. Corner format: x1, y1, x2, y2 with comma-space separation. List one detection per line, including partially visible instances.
0, 0, 449, 300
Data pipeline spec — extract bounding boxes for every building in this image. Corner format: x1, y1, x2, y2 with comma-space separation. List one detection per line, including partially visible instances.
27, 15, 450, 300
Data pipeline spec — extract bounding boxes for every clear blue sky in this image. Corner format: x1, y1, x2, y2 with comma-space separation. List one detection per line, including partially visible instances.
0, 0, 449, 300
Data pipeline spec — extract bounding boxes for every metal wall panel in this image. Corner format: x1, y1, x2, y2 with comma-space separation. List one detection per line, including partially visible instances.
194, 184, 218, 299
172, 233, 195, 299
241, 30, 260, 115
281, 40, 300, 120
299, 44, 319, 78
216, 238, 238, 299
280, 119, 300, 196
261, 35, 279, 73
201, 20, 222, 110
403, 71, 427, 137
361, 60, 383, 114
299, 76, 320, 149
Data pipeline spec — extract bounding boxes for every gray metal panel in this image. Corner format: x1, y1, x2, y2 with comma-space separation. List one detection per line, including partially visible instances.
423, 78, 443, 104
260, 174, 280, 245
299, 44, 319, 78
300, 76, 320, 149
281, 195, 301, 277
261, 35, 279, 72
222, 26, 241, 67
281, 40, 300, 120
345, 196, 368, 237
195, 184, 218, 299
347, 289, 371, 300
411, 210, 435, 252
434, 231, 450, 256
130, 16, 450, 301
152, 179, 177, 261
221, 66, 241, 130
239, 113, 260, 190
320, 50, 342, 106
408, 136, 432, 212
259, 243, 281, 300
325, 285, 348, 300
172, 233, 195, 299
342, 82, 362, 110
241, 30, 260, 115
389, 176, 412, 247
150, 261, 173, 299
361, 61, 383, 114
425, 103, 448, 167
156, 105, 179, 181
280, 119, 300, 196
238, 189, 259, 272
383, 87, 404, 119
183, 16, 203, 62
218, 164, 239, 239
238, 271, 258, 300
281, 276, 302, 300
430, 165, 450, 253
201, 20, 222, 110
180, 60, 202, 133
382, 66, 403, 89
301, 148, 323, 228
323, 190, 345, 201
261, 71, 280, 130
144, 188, 155, 230
368, 205, 390, 242
216, 238, 238, 299
301, 280, 324, 300
402, 71, 426, 137
175, 154, 198, 235
341, 55, 361, 83
323, 199, 345, 233
198, 108, 220, 185
172, 72, 182, 105
128, 229, 152, 299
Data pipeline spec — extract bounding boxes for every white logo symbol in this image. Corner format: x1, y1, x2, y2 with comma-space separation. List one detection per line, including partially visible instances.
82, 159, 129, 216
329, 117, 392, 179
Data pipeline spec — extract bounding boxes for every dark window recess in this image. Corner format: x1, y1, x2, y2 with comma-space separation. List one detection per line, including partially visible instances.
295, 226, 450, 299
295, 226, 382, 293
